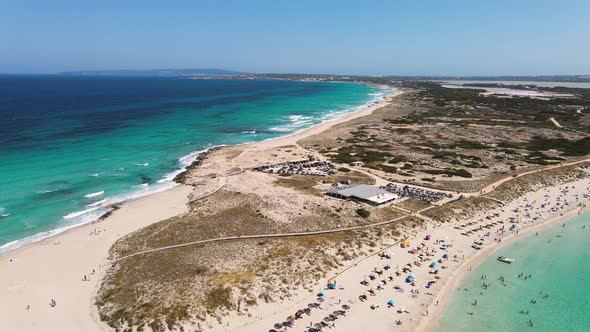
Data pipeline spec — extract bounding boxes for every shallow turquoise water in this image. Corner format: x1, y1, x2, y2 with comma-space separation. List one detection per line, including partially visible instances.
0, 77, 388, 252
435, 213, 590, 332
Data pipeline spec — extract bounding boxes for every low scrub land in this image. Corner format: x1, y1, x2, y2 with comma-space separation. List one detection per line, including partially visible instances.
301, 83, 590, 191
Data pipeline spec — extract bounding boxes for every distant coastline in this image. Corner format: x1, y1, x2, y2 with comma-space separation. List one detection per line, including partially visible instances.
50, 68, 590, 84
59, 68, 245, 77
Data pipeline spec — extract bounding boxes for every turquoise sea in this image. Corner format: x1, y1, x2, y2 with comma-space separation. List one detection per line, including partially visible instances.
0, 76, 389, 252
435, 212, 590, 332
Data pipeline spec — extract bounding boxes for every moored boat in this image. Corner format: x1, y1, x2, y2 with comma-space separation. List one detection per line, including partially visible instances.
498, 256, 515, 263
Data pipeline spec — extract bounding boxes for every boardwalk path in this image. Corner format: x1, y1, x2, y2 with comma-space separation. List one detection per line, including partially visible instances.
116, 157, 590, 262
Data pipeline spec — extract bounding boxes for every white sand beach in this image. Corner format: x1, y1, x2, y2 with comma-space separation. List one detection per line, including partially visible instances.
1, 86, 588, 332
0, 186, 192, 332
0, 88, 397, 332
211, 179, 590, 332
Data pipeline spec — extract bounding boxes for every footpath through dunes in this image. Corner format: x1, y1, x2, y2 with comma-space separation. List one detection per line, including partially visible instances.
96, 134, 590, 331
114, 156, 590, 263
96, 83, 590, 331
0, 77, 387, 252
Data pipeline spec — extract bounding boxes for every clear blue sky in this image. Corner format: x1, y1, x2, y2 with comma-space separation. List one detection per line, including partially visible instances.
2, 0, 589, 75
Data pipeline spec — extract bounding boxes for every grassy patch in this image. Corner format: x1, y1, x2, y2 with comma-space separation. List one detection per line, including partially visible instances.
526, 136, 590, 156
421, 168, 473, 178
356, 208, 371, 218
203, 287, 233, 312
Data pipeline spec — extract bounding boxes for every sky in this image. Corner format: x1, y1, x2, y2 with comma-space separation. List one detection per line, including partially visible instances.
1, 0, 589, 75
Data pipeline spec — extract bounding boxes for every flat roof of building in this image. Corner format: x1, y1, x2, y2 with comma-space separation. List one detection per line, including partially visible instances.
333, 184, 384, 199
327, 184, 398, 204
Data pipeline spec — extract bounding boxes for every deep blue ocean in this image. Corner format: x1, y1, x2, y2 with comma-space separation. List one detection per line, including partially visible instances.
0, 76, 387, 252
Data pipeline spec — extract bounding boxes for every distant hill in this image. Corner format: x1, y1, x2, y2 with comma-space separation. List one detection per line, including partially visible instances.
60, 69, 245, 77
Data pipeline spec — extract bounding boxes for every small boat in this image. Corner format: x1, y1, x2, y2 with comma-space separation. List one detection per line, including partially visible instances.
497, 256, 515, 263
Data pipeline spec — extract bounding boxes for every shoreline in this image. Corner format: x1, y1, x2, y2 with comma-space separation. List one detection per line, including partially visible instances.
0, 184, 193, 332
218, 177, 590, 332
0, 84, 400, 332
3, 79, 586, 331
0, 82, 396, 255
417, 201, 590, 332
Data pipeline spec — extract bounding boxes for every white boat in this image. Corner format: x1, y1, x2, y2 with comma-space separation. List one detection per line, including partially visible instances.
497, 256, 515, 263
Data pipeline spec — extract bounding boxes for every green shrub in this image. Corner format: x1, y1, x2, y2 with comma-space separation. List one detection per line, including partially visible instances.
356, 208, 371, 218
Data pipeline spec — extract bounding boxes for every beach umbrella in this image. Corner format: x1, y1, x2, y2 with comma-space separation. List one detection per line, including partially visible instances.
318, 297, 325, 303
319, 290, 326, 297
387, 300, 395, 307
274, 323, 282, 329
342, 304, 350, 310
269, 329, 278, 332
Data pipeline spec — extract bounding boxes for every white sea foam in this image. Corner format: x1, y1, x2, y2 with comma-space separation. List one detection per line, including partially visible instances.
269, 114, 314, 132
86, 198, 108, 207
84, 191, 104, 198
38, 189, 59, 194
0, 206, 110, 254
0, 85, 396, 254
158, 145, 227, 184
63, 206, 102, 219
133, 183, 149, 190
90, 173, 100, 177
259, 86, 395, 145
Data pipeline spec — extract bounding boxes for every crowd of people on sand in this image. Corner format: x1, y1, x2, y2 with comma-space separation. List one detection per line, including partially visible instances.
382, 183, 452, 203
264, 182, 590, 332
254, 159, 336, 177
453, 183, 590, 327
267, 232, 462, 332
